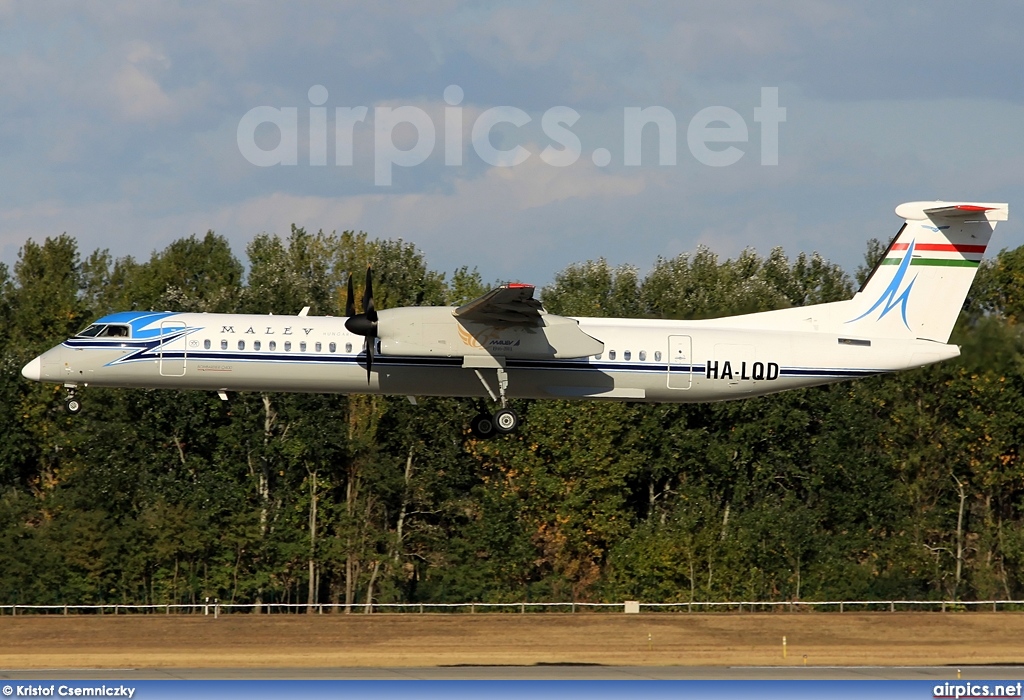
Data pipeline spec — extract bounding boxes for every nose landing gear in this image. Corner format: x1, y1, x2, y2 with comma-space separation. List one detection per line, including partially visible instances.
64, 384, 81, 415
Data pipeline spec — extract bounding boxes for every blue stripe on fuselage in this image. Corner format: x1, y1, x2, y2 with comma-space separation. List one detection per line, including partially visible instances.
64, 325, 196, 367
95, 348, 881, 379
93, 311, 179, 338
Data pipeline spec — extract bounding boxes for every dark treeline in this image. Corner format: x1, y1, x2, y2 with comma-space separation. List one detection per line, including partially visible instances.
2, 227, 1024, 608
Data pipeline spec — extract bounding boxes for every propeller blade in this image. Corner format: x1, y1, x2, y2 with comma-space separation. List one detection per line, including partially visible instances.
364, 267, 377, 323
345, 274, 356, 317
365, 336, 373, 384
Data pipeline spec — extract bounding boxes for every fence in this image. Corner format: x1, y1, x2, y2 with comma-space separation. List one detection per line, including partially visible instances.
2, 600, 1023, 615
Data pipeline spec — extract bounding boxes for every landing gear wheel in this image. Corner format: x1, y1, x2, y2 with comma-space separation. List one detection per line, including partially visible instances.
65, 398, 82, 415
493, 407, 519, 434
471, 414, 496, 439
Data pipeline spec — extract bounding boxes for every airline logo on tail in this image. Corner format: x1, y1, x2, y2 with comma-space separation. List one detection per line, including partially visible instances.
848, 240, 917, 329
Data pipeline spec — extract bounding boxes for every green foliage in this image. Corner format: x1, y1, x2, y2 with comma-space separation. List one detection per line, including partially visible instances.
131, 232, 243, 312
542, 259, 641, 317
3, 229, 1024, 606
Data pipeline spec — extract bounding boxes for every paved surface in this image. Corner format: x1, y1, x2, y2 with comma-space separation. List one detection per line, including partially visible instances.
2, 666, 1023, 680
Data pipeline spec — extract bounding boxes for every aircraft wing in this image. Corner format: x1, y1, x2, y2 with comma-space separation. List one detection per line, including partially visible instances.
453, 283, 544, 325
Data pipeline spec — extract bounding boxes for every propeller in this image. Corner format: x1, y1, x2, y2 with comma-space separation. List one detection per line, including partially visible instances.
344, 267, 379, 383
344, 274, 356, 317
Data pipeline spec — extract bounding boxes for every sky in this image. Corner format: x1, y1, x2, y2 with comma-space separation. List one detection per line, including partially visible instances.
2, 1, 1023, 288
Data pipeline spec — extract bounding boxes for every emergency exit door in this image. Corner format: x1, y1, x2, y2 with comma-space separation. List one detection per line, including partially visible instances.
667, 335, 692, 389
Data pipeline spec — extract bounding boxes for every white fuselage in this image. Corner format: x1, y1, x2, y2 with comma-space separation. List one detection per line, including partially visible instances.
28, 311, 959, 403
23, 200, 1007, 410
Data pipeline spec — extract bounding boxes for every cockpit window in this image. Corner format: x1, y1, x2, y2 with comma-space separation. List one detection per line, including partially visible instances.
77, 324, 105, 337
99, 325, 129, 338
76, 324, 130, 338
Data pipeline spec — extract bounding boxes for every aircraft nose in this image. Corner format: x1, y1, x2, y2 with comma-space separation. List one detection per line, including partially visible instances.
21, 356, 42, 381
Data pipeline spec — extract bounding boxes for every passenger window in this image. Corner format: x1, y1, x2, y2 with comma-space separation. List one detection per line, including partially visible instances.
654, 351, 662, 362
624, 350, 631, 361
639, 350, 646, 361
238, 340, 245, 350
595, 353, 602, 360
609, 350, 616, 360
284, 341, 292, 351
300, 341, 307, 352
315, 342, 322, 352
204, 339, 211, 350
269, 341, 276, 351
221, 339, 228, 350
329, 342, 336, 353
253, 340, 261, 351
346, 342, 352, 353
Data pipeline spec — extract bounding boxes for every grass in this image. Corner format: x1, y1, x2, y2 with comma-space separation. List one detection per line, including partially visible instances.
1, 612, 1023, 668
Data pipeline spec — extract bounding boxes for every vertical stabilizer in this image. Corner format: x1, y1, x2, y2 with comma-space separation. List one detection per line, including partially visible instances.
844, 201, 1007, 343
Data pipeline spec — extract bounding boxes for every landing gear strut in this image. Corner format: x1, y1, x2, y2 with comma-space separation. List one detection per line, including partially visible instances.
64, 385, 81, 415
468, 364, 520, 438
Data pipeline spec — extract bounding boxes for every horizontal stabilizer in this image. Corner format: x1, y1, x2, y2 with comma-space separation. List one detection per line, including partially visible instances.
895, 201, 1008, 222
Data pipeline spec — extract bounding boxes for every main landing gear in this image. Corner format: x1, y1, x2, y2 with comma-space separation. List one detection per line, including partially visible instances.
468, 365, 520, 439
470, 406, 520, 439
64, 384, 81, 415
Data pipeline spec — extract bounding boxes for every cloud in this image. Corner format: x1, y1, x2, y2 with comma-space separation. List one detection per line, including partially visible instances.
196, 156, 647, 269
2, 1, 1024, 290
109, 41, 174, 121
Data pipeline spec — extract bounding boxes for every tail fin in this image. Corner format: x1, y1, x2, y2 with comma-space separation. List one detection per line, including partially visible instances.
844, 201, 1008, 343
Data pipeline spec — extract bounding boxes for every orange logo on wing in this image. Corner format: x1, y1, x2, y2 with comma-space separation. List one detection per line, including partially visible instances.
458, 324, 506, 349
457, 324, 482, 348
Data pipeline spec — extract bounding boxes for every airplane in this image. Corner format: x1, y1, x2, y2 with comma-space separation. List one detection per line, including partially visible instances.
21, 200, 1008, 438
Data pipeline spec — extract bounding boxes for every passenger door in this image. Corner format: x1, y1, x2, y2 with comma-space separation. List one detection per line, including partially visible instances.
159, 321, 187, 377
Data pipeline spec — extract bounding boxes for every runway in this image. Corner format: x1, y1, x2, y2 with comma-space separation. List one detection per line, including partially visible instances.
2, 665, 1023, 680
